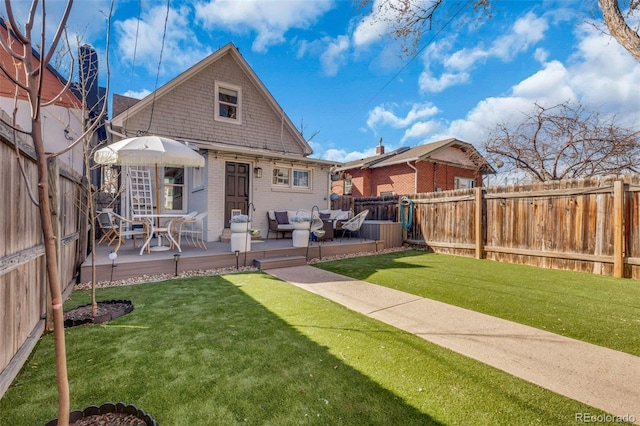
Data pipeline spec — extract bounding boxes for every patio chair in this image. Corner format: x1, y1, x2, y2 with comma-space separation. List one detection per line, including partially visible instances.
306, 206, 326, 260
110, 211, 151, 253
97, 211, 118, 246
340, 209, 370, 241
174, 212, 207, 249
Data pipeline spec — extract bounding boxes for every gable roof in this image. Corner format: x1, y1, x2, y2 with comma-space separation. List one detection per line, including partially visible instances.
0, 20, 82, 108
110, 42, 312, 156
334, 138, 494, 174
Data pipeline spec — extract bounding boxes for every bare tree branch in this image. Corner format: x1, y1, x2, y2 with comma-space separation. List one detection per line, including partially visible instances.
483, 101, 640, 182
361, 0, 640, 64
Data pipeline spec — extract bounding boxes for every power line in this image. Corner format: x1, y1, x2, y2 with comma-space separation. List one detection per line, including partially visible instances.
145, 0, 171, 134
366, 0, 473, 106
124, 0, 142, 132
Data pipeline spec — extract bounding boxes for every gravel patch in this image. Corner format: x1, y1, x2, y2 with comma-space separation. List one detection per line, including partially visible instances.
77, 247, 411, 290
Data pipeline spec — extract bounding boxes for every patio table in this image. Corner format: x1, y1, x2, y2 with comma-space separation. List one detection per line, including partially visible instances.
133, 213, 189, 255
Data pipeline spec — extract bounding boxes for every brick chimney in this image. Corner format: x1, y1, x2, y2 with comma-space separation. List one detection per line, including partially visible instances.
376, 137, 384, 155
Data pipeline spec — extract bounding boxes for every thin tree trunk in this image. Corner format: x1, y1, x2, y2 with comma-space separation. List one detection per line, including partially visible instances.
32, 91, 70, 426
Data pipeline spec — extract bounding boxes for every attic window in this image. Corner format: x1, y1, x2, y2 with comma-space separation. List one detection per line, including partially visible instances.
215, 81, 242, 124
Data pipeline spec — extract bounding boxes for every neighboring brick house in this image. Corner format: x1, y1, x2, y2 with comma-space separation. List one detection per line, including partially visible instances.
331, 138, 493, 197
107, 43, 338, 242
0, 21, 87, 175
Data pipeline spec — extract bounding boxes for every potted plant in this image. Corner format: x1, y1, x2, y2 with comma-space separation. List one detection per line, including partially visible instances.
229, 214, 250, 233
290, 214, 311, 230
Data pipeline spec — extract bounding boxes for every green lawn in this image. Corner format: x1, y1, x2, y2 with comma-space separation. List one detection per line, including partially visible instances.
0, 271, 617, 425
314, 250, 640, 356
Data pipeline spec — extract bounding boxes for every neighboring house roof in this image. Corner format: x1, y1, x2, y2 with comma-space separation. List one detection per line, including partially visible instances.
109, 42, 312, 157
0, 20, 82, 108
112, 94, 141, 117
334, 138, 495, 174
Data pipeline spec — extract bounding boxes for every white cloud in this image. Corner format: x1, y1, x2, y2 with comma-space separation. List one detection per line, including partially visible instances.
194, 0, 334, 53
367, 102, 440, 130
511, 60, 575, 102
421, 11, 550, 93
115, 5, 207, 76
321, 147, 377, 162
401, 120, 441, 142
569, 24, 640, 117
352, 0, 396, 48
320, 36, 350, 76
490, 12, 548, 61
418, 70, 470, 93
122, 89, 151, 100
436, 21, 640, 146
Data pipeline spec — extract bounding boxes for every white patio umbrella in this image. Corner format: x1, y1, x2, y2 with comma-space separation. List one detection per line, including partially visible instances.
94, 135, 205, 216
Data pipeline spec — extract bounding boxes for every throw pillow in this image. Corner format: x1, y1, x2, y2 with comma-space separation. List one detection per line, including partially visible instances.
319, 213, 331, 220
275, 211, 289, 224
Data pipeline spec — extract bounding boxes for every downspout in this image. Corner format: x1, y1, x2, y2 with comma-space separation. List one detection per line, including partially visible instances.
105, 122, 127, 140
407, 161, 418, 193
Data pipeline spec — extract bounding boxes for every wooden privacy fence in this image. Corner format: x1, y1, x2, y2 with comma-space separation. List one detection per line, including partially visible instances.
0, 131, 86, 398
351, 174, 640, 279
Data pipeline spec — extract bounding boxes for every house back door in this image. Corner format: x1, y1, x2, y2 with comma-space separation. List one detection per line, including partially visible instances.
225, 162, 249, 225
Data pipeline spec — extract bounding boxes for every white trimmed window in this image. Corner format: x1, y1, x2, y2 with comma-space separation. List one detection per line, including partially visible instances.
192, 167, 204, 191
272, 167, 311, 190
101, 166, 118, 194
214, 81, 242, 124
344, 176, 353, 195
272, 168, 290, 186
454, 176, 476, 189
163, 167, 185, 212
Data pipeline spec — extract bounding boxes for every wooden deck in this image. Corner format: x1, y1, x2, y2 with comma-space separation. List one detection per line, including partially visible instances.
80, 236, 386, 283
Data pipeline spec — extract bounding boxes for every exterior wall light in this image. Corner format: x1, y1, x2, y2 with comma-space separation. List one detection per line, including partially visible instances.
254, 167, 262, 178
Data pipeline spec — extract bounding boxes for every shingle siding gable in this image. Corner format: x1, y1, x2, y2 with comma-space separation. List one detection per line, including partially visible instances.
120, 52, 306, 155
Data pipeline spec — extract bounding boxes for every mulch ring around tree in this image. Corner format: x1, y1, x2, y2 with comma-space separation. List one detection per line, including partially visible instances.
63, 300, 134, 328
45, 402, 156, 426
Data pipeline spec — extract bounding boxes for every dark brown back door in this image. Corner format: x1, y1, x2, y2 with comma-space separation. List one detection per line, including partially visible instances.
225, 162, 249, 226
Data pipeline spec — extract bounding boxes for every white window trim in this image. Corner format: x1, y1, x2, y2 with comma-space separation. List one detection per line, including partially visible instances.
454, 176, 476, 189
162, 166, 187, 213
271, 165, 312, 192
192, 167, 204, 191
214, 81, 242, 125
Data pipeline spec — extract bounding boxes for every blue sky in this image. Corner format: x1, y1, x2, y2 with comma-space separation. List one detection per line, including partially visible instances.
4, 0, 640, 167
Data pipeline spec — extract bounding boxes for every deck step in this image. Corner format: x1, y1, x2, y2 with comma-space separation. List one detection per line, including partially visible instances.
253, 255, 307, 270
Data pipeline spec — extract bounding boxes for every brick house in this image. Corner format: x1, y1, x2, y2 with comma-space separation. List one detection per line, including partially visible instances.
0, 21, 87, 175
107, 43, 338, 242
331, 138, 493, 197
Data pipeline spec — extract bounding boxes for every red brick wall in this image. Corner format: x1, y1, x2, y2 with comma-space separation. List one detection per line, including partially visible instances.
335, 161, 484, 197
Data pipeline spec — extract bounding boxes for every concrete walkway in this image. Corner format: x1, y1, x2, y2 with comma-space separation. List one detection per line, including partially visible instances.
267, 265, 640, 424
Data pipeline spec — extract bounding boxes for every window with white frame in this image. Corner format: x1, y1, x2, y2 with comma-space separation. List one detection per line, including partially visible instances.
192, 167, 204, 191
272, 168, 290, 186
163, 167, 185, 211
214, 81, 242, 124
272, 166, 311, 189
101, 166, 119, 194
344, 176, 353, 195
454, 176, 476, 189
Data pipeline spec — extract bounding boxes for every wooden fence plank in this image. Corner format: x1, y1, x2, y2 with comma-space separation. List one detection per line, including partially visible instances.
350, 174, 639, 279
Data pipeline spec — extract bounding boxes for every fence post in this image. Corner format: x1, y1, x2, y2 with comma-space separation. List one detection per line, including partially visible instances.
613, 180, 624, 278
475, 187, 484, 259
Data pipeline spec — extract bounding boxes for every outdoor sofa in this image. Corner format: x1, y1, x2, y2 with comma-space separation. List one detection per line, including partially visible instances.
267, 209, 351, 239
